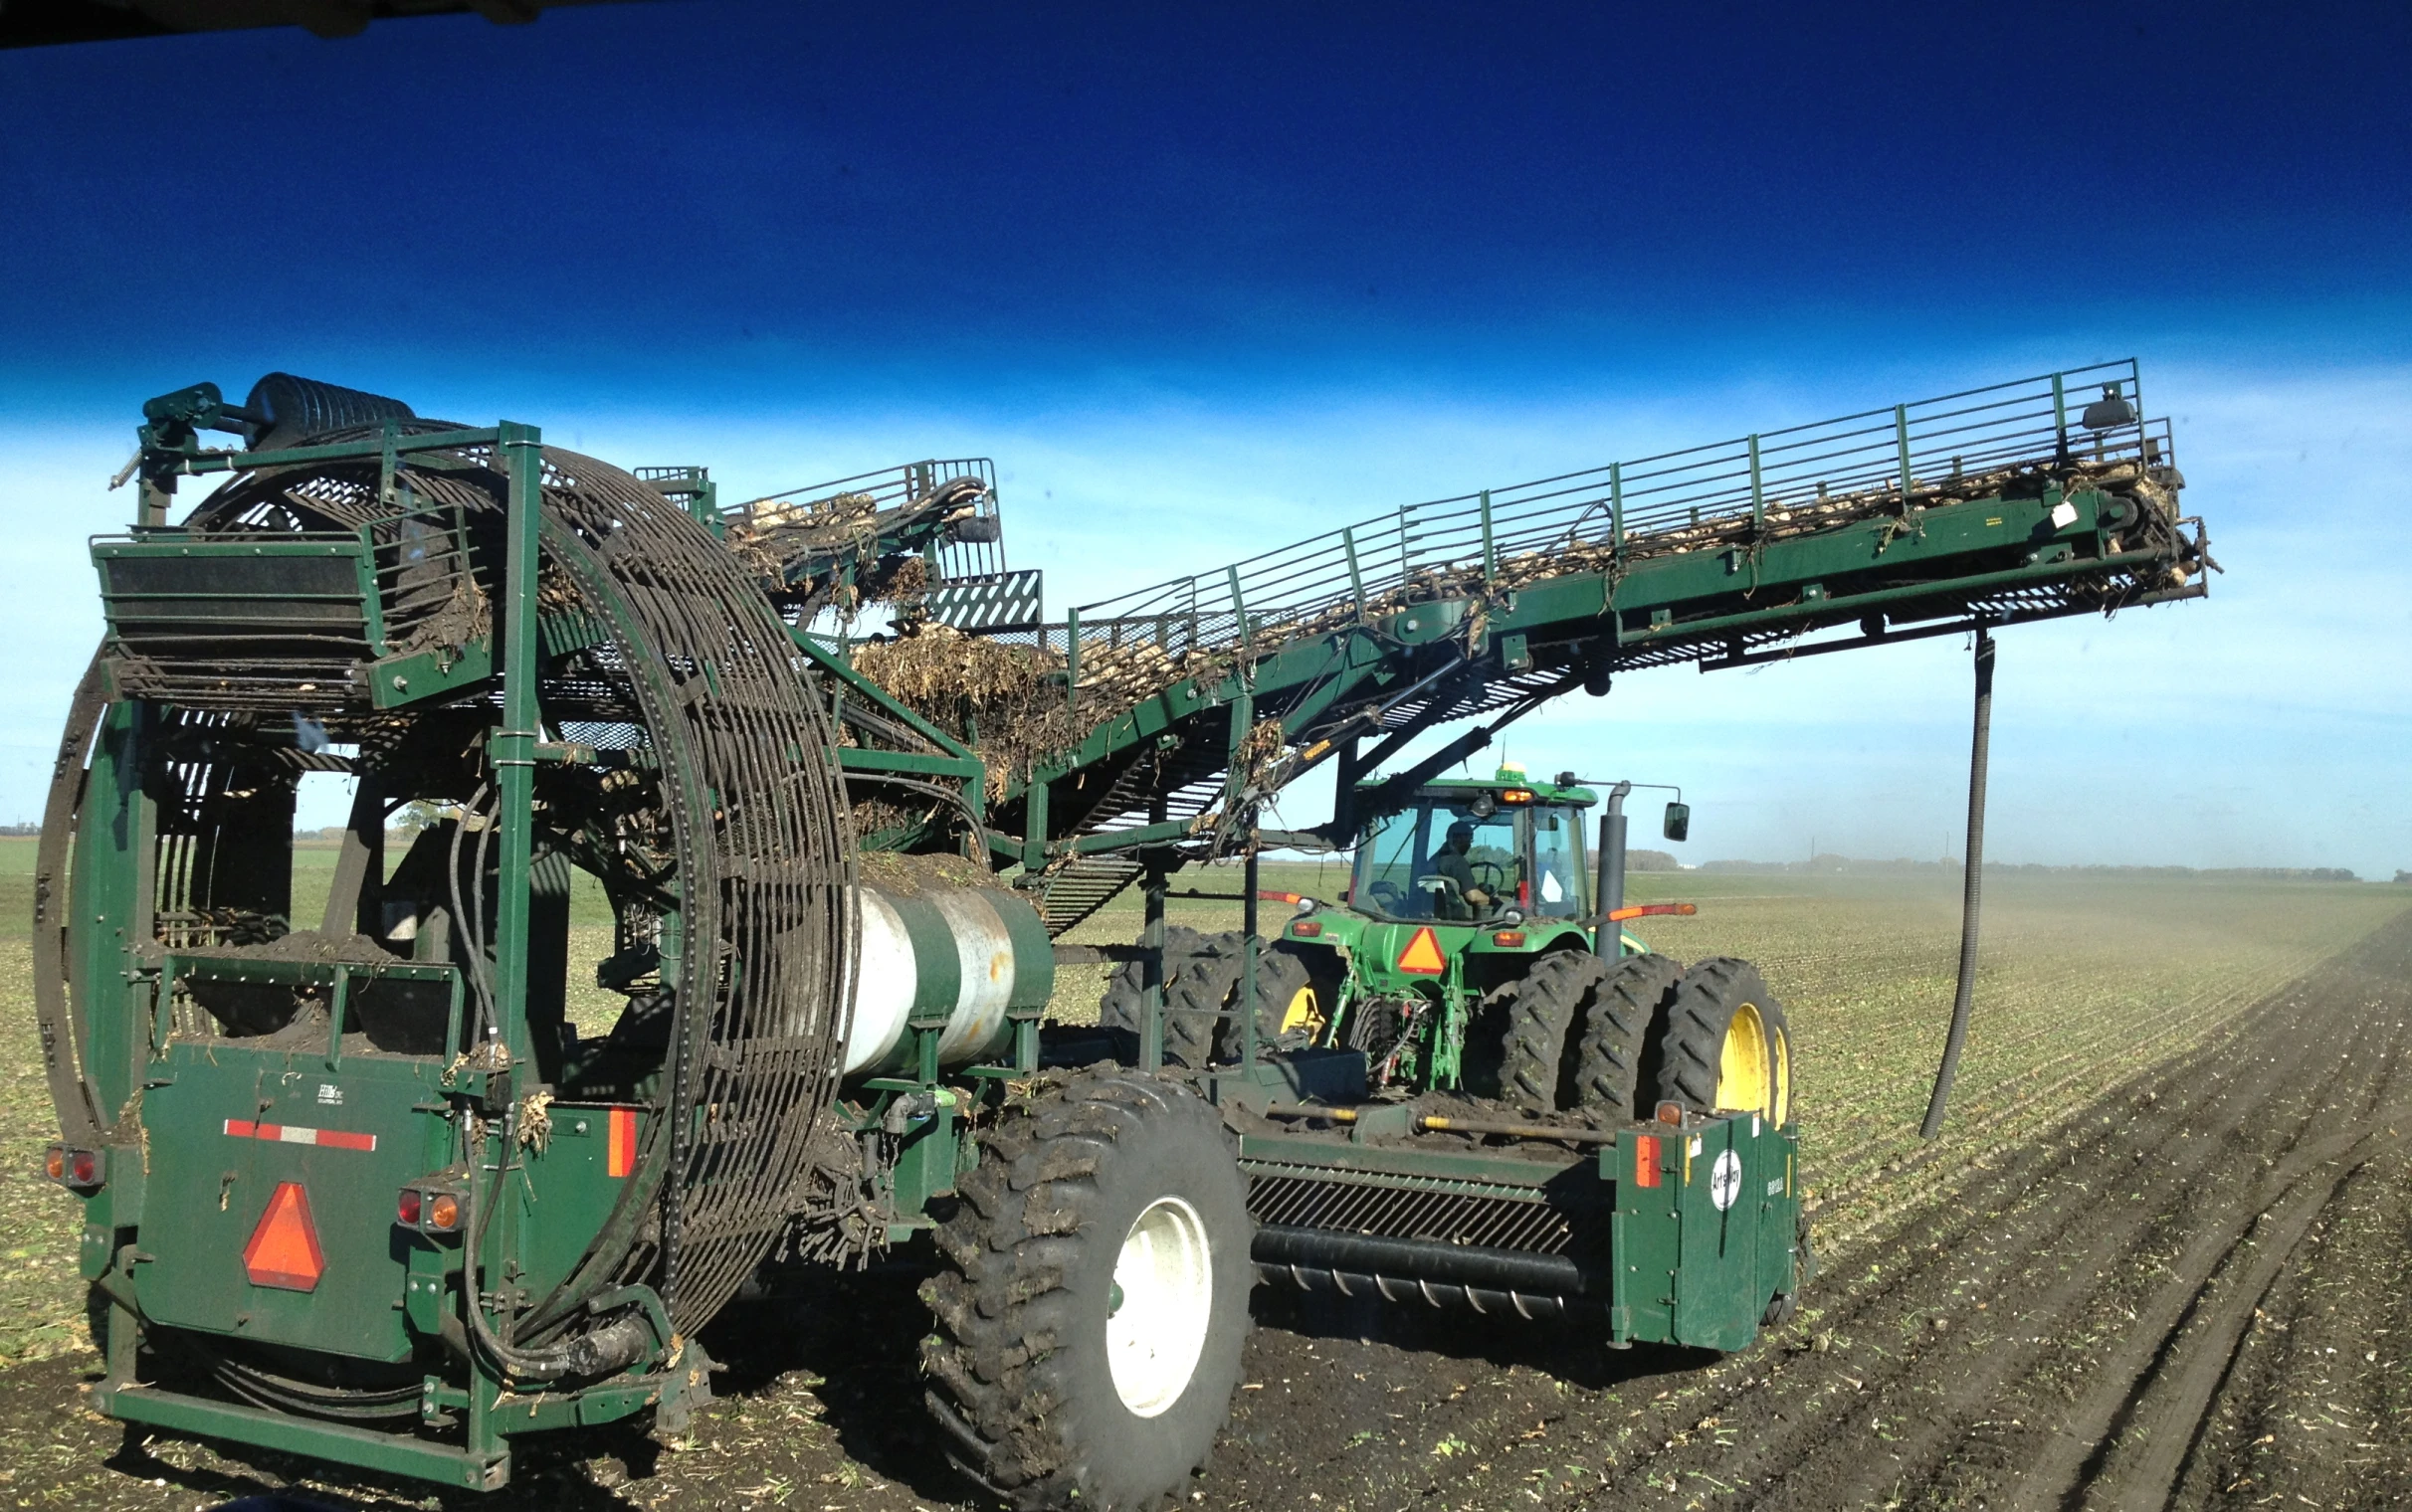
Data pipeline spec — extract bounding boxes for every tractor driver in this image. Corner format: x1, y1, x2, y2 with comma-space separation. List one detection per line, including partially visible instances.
1430, 821, 1499, 918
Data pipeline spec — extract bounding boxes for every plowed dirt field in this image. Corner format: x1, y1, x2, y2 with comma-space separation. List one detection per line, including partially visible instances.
2, 891, 2407, 1512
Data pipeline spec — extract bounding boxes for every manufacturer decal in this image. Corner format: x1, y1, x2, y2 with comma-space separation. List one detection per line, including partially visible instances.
1709, 1149, 1743, 1212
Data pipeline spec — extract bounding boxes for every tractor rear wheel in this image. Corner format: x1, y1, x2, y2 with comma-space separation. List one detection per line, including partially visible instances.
1222, 936, 1332, 1055
1572, 953, 1684, 1122
1098, 926, 1221, 1068
1652, 958, 1792, 1125
921, 1068, 1254, 1510
1493, 951, 1610, 1112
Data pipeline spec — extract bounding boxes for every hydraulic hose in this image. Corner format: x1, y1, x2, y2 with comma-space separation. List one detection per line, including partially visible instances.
456, 1098, 655, 1383
1921, 626, 1994, 1138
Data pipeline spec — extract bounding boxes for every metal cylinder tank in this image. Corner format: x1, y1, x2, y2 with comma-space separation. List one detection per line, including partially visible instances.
841, 881, 1055, 1076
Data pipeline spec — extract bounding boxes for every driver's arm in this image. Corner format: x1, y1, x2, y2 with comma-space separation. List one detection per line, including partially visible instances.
1438, 852, 1492, 907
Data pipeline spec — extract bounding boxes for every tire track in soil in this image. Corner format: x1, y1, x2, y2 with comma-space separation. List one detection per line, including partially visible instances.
2029, 1124, 2403, 1511
1570, 910, 2412, 1512
2173, 1141, 2412, 1510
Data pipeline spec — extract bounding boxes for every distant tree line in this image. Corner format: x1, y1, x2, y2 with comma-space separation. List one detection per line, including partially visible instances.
1703, 854, 2365, 882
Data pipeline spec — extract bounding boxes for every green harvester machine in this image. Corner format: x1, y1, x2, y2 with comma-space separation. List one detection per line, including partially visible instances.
35, 364, 2208, 1507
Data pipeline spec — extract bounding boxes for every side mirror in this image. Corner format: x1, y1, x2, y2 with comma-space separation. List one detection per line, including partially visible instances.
1662, 802, 1691, 844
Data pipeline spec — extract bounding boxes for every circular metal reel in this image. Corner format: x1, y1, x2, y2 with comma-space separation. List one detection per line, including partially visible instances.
39, 426, 855, 1347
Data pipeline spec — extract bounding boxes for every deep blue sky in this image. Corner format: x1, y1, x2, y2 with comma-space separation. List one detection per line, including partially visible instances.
2, 1, 2406, 871
3, 0, 2405, 407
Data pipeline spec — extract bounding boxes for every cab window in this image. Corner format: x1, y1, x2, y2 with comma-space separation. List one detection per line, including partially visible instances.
1352, 801, 1519, 921
1528, 806, 1587, 918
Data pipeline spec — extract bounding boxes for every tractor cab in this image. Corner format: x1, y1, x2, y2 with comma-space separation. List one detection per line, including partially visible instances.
1348, 765, 1595, 924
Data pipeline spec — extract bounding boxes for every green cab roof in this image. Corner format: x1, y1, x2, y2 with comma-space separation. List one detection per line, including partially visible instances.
1354, 766, 1597, 806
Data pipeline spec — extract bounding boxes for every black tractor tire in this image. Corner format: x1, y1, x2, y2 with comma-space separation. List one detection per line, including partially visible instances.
1491, 951, 1610, 1113
920, 1068, 1255, 1511
1651, 957, 1792, 1124
1097, 926, 1221, 1069
1225, 936, 1336, 1055
1572, 953, 1684, 1123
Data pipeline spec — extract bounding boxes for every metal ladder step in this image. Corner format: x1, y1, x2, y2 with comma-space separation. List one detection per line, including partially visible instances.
1026, 855, 1147, 937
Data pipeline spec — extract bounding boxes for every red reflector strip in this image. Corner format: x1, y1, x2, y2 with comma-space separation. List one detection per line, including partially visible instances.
224, 1119, 376, 1152
607, 1108, 637, 1178
1606, 902, 1700, 922
1634, 1134, 1662, 1189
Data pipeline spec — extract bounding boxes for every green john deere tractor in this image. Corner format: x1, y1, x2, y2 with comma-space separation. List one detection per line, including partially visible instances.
1099, 764, 1791, 1136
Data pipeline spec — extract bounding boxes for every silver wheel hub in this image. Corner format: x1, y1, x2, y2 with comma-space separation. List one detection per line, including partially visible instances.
1106, 1195, 1213, 1418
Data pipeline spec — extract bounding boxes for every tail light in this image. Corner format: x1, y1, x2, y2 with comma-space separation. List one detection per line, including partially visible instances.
399, 1182, 465, 1235
1492, 930, 1526, 947
1290, 920, 1322, 937
44, 1145, 102, 1191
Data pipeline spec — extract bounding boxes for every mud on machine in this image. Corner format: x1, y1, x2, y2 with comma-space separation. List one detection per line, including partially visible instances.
36, 366, 2208, 1505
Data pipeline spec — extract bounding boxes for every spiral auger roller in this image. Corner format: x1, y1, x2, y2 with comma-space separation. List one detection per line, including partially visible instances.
41, 379, 855, 1470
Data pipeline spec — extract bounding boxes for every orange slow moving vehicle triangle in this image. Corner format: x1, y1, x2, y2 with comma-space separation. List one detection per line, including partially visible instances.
1396, 926, 1447, 975
243, 1181, 326, 1291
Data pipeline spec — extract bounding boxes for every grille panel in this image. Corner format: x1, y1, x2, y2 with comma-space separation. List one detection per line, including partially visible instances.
1246, 1170, 1576, 1255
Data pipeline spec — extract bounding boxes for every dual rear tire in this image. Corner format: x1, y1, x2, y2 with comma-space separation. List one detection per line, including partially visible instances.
1486, 951, 1686, 1121
1484, 951, 1793, 1131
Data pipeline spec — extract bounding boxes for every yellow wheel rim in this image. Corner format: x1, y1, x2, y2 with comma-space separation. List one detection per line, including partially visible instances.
1771, 1025, 1791, 1128
1715, 1002, 1772, 1118
1280, 984, 1324, 1038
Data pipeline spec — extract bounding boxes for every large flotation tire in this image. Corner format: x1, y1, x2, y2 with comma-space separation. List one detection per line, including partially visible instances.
921, 1069, 1254, 1509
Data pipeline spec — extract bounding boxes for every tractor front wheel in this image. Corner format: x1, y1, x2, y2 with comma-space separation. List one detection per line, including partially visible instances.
921, 1068, 1254, 1510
